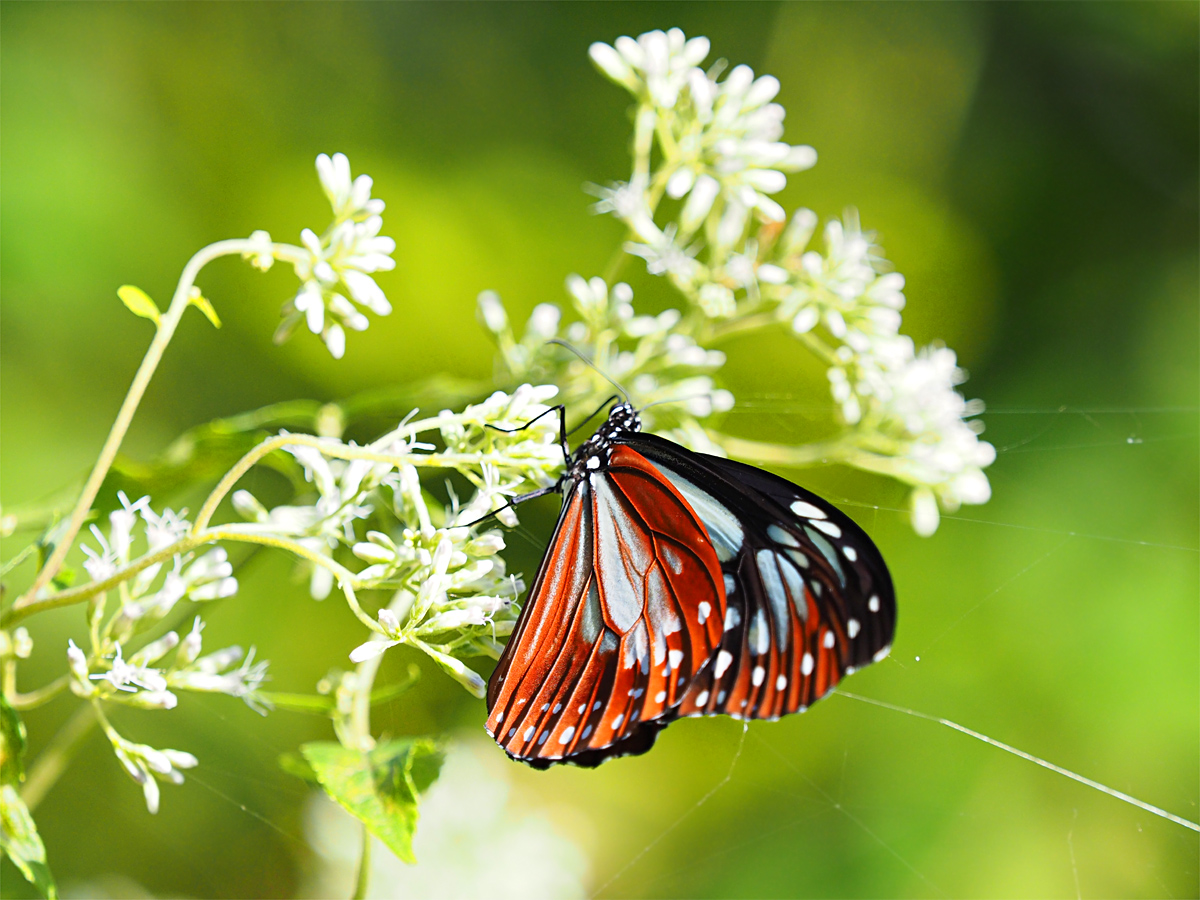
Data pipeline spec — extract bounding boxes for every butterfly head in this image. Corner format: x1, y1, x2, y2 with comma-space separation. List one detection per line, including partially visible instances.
567, 402, 642, 478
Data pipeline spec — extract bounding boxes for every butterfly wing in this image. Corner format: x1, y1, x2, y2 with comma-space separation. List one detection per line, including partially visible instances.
624, 434, 896, 722
486, 444, 726, 767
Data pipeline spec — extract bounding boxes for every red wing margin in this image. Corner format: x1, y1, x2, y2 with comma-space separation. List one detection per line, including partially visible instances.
624, 434, 897, 723
486, 445, 726, 767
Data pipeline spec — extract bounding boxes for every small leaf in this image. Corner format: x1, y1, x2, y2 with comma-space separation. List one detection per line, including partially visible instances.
0, 784, 58, 899
0, 697, 27, 786
278, 751, 319, 784
188, 288, 222, 329
301, 737, 444, 864
117, 285, 161, 326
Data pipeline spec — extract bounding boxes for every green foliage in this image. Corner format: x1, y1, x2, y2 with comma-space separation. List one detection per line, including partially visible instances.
0, 697, 25, 787
301, 738, 445, 865
0, 785, 57, 899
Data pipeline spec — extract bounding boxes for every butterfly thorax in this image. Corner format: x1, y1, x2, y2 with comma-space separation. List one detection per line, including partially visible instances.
565, 403, 642, 481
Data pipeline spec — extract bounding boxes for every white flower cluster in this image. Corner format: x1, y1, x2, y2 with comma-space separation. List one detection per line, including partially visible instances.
68, 618, 268, 713
81, 492, 238, 638
228, 386, 564, 695
748, 211, 995, 534
590, 28, 816, 265
479, 277, 732, 452
267, 153, 397, 358
67, 615, 268, 813
575, 28, 994, 533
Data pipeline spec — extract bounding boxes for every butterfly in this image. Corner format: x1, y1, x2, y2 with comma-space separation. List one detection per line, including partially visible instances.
485, 401, 895, 768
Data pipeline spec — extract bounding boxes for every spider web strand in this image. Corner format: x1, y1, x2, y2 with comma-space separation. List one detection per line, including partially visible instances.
834, 691, 1200, 833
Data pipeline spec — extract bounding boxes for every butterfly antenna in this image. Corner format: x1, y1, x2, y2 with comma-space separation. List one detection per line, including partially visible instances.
546, 339, 631, 406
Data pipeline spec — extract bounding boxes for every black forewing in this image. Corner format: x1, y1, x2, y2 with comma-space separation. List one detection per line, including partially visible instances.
622, 433, 896, 721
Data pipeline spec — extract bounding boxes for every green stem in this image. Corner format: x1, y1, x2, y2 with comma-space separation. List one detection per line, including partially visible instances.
10, 675, 70, 710
3, 527, 374, 631
17, 238, 266, 607
352, 824, 372, 900
21, 702, 97, 812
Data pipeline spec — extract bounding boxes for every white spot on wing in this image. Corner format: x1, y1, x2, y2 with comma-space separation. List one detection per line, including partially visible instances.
790, 500, 827, 519
577, 704, 586, 714
655, 690, 667, 703
811, 519, 842, 538
748, 608, 770, 655
507, 727, 517, 739
496, 711, 504, 724
523, 726, 534, 741
848, 619, 860, 638
698, 601, 711, 624
843, 546, 858, 562
801, 653, 814, 675
873, 645, 891, 662
537, 732, 548, 745
752, 666, 765, 686
559, 726, 575, 744
768, 524, 799, 547
823, 631, 835, 648
695, 690, 710, 707
582, 725, 592, 739
776, 674, 788, 690
586, 456, 600, 469
612, 714, 624, 729
668, 649, 684, 669
714, 649, 733, 678
868, 595, 880, 613
724, 605, 741, 631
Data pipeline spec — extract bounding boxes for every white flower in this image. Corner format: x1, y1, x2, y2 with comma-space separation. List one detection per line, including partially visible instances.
316, 152, 385, 222
171, 645, 271, 714
81, 525, 119, 582
625, 224, 701, 285
91, 644, 168, 694
242, 229, 275, 271
275, 154, 396, 358
112, 739, 199, 814
589, 28, 710, 109
142, 504, 190, 553
666, 57, 816, 237
839, 339, 994, 530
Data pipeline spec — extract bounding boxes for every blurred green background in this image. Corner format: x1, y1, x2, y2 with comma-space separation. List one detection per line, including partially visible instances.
2, 3, 1197, 898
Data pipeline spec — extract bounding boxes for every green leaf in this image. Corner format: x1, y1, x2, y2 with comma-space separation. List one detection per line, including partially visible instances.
0, 698, 26, 786
0, 784, 57, 899
278, 751, 319, 784
188, 290, 222, 328
117, 285, 161, 326
301, 737, 444, 864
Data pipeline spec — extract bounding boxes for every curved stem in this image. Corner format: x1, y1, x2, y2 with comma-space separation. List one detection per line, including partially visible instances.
21, 702, 97, 812
10, 675, 70, 710
3, 527, 377, 633
17, 239, 263, 607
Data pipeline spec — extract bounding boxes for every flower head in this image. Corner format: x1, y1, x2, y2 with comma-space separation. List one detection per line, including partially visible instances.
274, 154, 396, 358
589, 28, 710, 109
